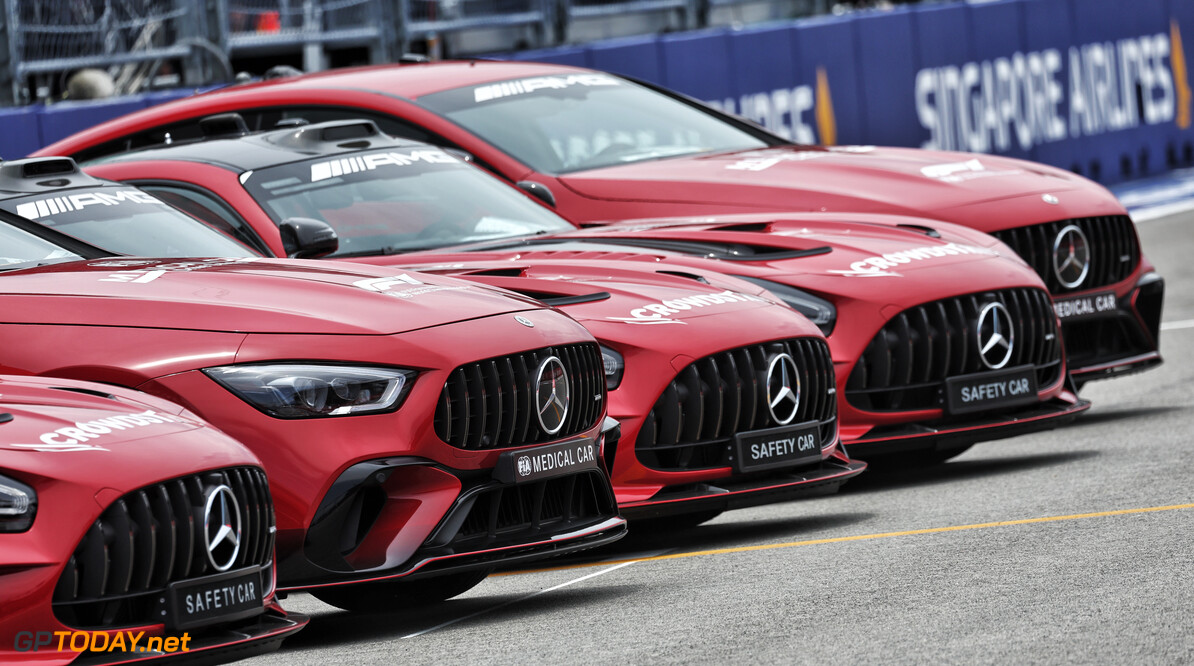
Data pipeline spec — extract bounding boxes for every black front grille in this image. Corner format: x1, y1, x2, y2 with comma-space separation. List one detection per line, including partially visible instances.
846, 288, 1063, 412
992, 215, 1139, 293
636, 338, 837, 471
445, 471, 616, 551
435, 343, 605, 450
53, 467, 274, 629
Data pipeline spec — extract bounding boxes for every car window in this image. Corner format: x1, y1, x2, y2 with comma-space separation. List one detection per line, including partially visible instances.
141, 184, 273, 256
0, 223, 81, 269
0, 186, 258, 258
240, 146, 573, 257
419, 74, 769, 174
77, 105, 451, 164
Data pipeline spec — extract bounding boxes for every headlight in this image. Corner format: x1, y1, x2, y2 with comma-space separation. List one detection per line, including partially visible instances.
600, 346, 625, 391
204, 364, 416, 418
732, 275, 837, 336
0, 473, 37, 533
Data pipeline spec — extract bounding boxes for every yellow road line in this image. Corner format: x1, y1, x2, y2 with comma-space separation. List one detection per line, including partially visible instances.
493, 503, 1194, 577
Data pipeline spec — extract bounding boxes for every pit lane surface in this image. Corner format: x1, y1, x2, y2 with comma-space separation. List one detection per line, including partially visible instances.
252, 211, 1194, 664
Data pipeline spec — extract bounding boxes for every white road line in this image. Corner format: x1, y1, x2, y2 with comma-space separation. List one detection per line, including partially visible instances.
401, 561, 637, 639
1161, 319, 1194, 331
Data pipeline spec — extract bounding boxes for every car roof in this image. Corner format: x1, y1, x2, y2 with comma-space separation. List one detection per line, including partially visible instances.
101, 118, 434, 172
206, 60, 590, 101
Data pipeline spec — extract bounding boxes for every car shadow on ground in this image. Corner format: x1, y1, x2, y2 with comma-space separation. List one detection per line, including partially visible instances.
844, 449, 1102, 494
1063, 404, 1185, 427
279, 584, 642, 650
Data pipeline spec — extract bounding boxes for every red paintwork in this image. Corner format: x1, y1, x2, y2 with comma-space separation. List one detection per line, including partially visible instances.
0, 375, 306, 664
0, 255, 624, 589
85, 150, 1083, 463
35, 60, 1159, 382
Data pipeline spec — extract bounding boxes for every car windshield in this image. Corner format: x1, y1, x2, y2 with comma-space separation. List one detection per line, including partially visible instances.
0, 186, 256, 258
418, 73, 770, 174
240, 146, 575, 257
0, 223, 82, 270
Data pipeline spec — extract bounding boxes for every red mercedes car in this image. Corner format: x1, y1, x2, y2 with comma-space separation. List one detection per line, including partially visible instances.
0, 374, 306, 664
2, 148, 865, 525
53, 120, 1087, 464
35, 60, 1164, 388
0, 195, 626, 612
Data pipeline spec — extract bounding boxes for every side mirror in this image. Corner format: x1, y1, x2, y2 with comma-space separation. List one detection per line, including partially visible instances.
279, 217, 338, 259
516, 180, 556, 208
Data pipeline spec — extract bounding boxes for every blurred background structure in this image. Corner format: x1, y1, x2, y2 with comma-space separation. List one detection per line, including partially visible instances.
0, 0, 935, 104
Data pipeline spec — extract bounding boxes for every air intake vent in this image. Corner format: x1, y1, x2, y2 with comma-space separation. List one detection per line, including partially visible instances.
53, 467, 274, 629
992, 216, 1139, 293
636, 337, 837, 471
846, 288, 1063, 412
434, 343, 605, 449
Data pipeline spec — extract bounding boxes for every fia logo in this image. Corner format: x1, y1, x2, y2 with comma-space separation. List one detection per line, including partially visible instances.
517, 456, 533, 477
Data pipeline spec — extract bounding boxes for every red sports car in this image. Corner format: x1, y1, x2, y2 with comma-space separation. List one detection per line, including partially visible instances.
61, 120, 1087, 464
0, 374, 306, 664
34, 60, 1164, 388
2, 148, 866, 524
0, 193, 626, 612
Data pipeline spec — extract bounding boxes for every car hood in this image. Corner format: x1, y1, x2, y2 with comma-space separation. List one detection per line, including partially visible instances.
399, 258, 825, 344
558, 145, 1127, 230
402, 211, 1041, 302
0, 375, 257, 488
0, 257, 547, 335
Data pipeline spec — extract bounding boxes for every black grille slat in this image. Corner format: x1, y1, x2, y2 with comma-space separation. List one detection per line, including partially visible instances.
993, 216, 1140, 294
128, 492, 155, 591
53, 467, 274, 630
846, 287, 1063, 412
448, 471, 613, 547
434, 344, 605, 450
636, 338, 837, 472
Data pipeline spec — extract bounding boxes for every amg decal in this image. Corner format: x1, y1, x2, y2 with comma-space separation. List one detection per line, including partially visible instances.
309, 149, 457, 182
14, 189, 166, 220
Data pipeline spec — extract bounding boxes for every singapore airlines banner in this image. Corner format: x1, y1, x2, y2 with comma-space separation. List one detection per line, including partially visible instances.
511, 0, 1194, 185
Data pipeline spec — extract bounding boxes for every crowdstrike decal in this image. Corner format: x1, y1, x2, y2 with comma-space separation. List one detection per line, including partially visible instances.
8, 409, 196, 452
309, 149, 456, 182
826, 242, 1000, 277
14, 189, 166, 220
915, 22, 1194, 153
607, 290, 770, 325
473, 74, 620, 103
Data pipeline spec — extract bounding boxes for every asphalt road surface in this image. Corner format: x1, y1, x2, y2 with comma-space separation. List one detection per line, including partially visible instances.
252, 211, 1194, 665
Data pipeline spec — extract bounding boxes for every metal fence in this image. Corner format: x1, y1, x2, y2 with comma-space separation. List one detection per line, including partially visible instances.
0, 0, 942, 105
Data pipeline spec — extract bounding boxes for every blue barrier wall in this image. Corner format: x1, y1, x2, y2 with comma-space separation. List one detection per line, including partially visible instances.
6, 0, 1192, 185
508, 0, 1194, 184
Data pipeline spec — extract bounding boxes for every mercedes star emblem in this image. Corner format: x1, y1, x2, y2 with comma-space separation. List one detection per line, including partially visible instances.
1052, 224, 1091, 289
535, 356, 570, 434
976, 302, 1015, 370
203, 485, 242, 572
765, 353, 801, 425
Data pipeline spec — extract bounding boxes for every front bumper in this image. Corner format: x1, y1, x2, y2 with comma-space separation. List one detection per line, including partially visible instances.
618, 450, 865, 521
1062, 273, 1165, 383
279, 458, 626, 591
844, 393, 1090, 458
64, 609, 307, 666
